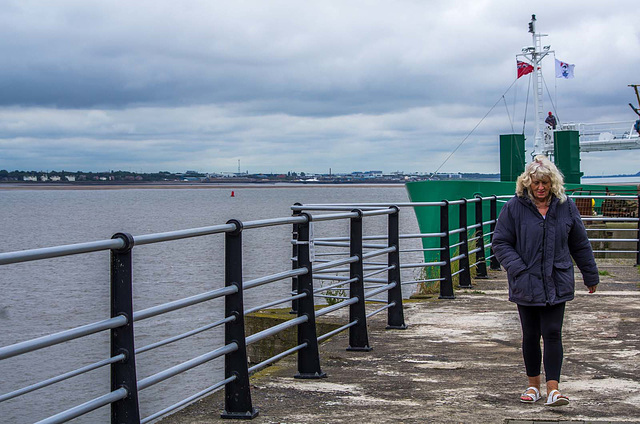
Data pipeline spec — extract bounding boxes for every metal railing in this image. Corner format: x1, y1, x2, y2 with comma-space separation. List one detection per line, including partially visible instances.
1, 193, 638, 423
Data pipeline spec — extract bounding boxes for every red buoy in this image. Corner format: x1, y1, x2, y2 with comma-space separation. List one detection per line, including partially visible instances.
231, 191, 235, 197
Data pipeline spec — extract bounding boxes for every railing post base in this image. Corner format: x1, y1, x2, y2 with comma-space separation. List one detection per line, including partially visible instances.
346, 346, 373, 352
221, 409, 259, 420
294, 371, 327, 379
386, 324, 408, 330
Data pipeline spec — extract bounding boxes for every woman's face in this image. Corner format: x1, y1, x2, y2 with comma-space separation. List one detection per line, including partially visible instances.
530, 176, 551, 202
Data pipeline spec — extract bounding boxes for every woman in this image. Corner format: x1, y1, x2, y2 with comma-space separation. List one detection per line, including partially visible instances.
492, 155, 599, 407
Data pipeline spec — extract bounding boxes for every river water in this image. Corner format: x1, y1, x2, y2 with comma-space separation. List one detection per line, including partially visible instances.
0, 185, 423, 423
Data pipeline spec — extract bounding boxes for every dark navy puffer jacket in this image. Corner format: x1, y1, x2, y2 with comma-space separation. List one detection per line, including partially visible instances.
492, 195, 599, 306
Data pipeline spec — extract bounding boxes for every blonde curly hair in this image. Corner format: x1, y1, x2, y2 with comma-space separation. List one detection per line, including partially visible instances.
515, 155, 567, 203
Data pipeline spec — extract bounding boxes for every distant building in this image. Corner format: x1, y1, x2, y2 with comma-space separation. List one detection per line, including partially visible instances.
66, 175, 76, 182
23, 176, 37, 182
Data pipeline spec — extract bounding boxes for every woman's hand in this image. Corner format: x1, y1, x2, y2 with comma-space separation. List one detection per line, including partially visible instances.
587, 285, 597, 294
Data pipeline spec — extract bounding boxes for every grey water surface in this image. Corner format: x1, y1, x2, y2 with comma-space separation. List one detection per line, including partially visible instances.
0, 185, 423, 423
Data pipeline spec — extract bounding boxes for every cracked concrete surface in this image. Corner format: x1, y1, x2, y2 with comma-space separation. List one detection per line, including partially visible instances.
160, 259, 640, 423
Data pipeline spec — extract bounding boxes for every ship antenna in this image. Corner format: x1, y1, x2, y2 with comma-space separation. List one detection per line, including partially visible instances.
519, 14, 553, 158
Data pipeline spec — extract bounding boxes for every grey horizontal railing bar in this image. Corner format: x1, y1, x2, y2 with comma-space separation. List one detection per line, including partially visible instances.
312, 255, 359, 272
448, 199, 465, 205
313, 241, 387, 249
308, 211, 360, 222
363, 298, 387, 303
468, 235, 481, 243
569, 194, 638, 200
362, 260, 387, 265
35, 387, 128, 424
469, 247, 482, 255
400, 247, 445, 253
0, 238, 124, 266
315, 294, 350, 301
140, 376, 236, 424
0, 353, 125, 403
451, 268, 466, 277
363, 266, 394, 279
133, 224, 236, 246
317, 320, 358, 342
243, 267, 308, 290
403, 277, 446, 284
361, 208, 396, 217
292, 205, 386, 212
313, 274, 351, 281
315, 235, 388, 242
450, 240, 466, 249
315, 297, 360, 318
451, 253, 466, 263
364, 278, 387, 284
468, 223, 482, 230
483, 220, 497, 226
589, 238, 639, 242
245, 316, 308, 346
485, 242, 493, 248
366, 303, 394, 319
591, 246, 638, 252
582, 217, 639, 222
136, 316, 234, 355
314, 279, 357, 294
0, 315, 127, 360
133, 286, 238, 322
364, 282, 396, 299
248, 343, 308, 375
315, 251, 350, 257
585, 228, 638, 232
400, 232, 447, 239
293, 202, 446, 209
449, 227, 466, 235
484, 231, 495, 237
242, 215, 308, 230
137, 343, 238, 391
244, 293, 307, 315
361, 246, 396, 259
317, 264, 386, 273
400, 261, 447, 269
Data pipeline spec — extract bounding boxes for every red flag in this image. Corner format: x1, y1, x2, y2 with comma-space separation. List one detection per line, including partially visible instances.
517, 60, 534, 79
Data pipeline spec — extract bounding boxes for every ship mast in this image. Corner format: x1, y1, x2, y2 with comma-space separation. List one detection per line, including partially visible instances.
519, 15, 553, 157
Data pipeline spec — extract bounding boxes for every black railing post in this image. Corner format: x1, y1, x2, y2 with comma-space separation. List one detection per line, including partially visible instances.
110, 232, 141, 424
221, 220, 258, 420
347, 209, 372, 351
294, 213, 327, 379
489, 195, 501, 270
439, 201, 454, 299
458, 199, 472, 289
636, 195, 640, 266
474, 196, 488, 279
290, 203, 302, 314
386, 206, 407, 330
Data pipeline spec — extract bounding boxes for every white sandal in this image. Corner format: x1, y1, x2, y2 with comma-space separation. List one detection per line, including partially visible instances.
544, 389, 569, 406
520, 386, 541, 403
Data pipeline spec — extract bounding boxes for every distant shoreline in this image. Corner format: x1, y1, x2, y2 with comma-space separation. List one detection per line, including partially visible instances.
0, 182, 407, 190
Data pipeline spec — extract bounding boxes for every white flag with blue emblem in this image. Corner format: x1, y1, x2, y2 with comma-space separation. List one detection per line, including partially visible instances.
555, 59, 575, 79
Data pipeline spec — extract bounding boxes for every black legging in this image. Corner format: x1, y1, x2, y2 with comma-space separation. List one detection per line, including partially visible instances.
517, 302, 566, 382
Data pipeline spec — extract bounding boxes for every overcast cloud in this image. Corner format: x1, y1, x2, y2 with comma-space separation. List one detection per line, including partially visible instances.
1, 0, 639, 175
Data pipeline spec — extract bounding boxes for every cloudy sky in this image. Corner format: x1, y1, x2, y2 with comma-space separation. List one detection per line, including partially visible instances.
1, 1, 639, 175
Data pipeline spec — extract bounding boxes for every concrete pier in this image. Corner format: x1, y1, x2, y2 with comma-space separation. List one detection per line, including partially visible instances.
160, 259, 640, 423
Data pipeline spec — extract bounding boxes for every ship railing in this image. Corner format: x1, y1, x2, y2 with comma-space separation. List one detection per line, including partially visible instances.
559, 120, 639, 142
0, 206, 408, 423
